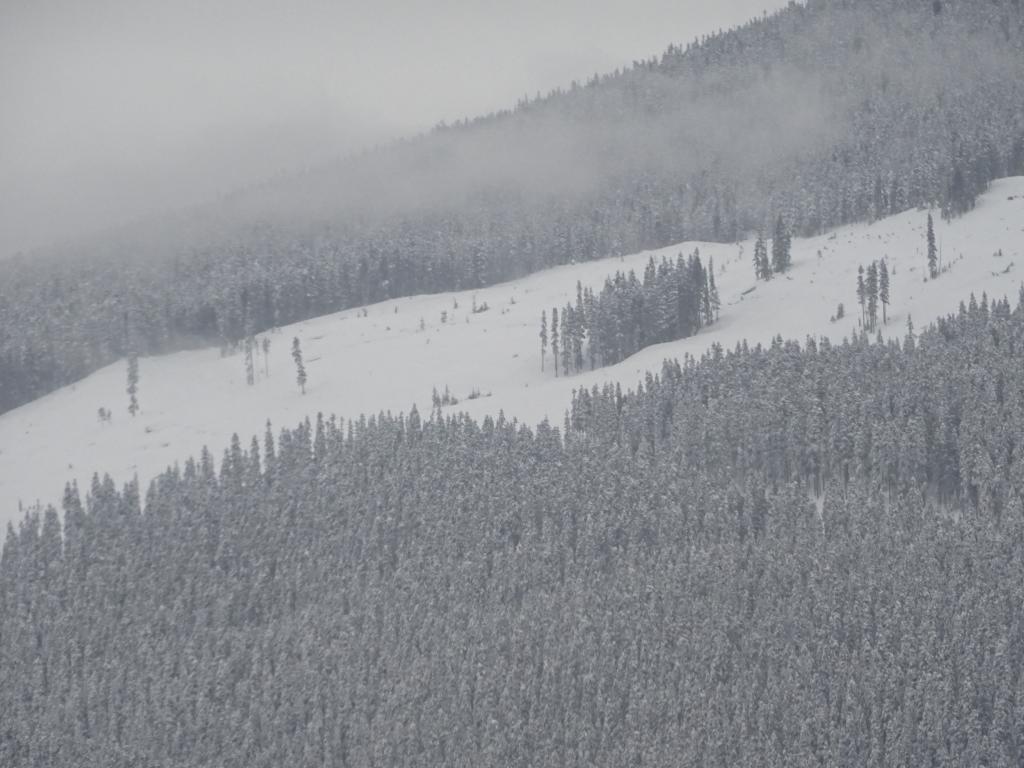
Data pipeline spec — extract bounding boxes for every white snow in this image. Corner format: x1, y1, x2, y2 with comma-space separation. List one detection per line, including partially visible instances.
2, 177, 1023, 532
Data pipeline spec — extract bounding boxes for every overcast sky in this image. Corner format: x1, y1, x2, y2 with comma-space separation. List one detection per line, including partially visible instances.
0, 0, 785, 257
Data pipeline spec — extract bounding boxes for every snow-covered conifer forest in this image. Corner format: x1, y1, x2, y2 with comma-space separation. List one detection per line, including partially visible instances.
3, 0, 1024, 765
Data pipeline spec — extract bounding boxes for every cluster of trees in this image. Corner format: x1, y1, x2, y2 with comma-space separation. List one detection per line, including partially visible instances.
4, 290, 1024, 765
856, 259, 891, 330
2, 0, 1023, 415
541, 252, 718, 375
242, 333, 273, 387
752, 215, 792, 280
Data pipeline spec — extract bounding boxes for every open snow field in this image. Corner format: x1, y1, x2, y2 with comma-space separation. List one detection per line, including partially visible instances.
2, 178, 1023, 530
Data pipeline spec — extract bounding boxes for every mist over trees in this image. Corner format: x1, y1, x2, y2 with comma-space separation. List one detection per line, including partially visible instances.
1, 0, 1022, 415
4, 291, 1024, 765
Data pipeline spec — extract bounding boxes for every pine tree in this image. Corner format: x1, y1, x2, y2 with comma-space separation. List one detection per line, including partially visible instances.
574, 283, 586, 372
291, 337, 307, 394
754, 233, 771, 280
263, 419, 276, 484
585, 288, 598, 370
771, 215, 791, 273
927, 213, 938, 278
866, 261, 879, 330
244, 335, 256, 386
540, 310, 548, 372
561, 304, 572, 376
879, 260, 890, 324
701, 264, 714, 327
127, 355, 139, 416
857, 266, 866, 326
551, 308, 559, 378
708, 258, 720, 322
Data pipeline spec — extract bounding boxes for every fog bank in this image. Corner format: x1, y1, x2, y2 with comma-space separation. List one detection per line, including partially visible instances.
0, 0, 785, 257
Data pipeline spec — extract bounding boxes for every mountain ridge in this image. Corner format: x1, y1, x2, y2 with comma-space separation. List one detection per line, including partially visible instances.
2, 0, 1023, 417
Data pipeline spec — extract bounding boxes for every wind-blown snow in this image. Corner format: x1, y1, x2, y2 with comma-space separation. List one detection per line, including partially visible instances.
2, 178, 1023, 532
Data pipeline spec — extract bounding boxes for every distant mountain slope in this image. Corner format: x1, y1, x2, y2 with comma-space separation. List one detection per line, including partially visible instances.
2, 0, 1023, 415
2, 177, 1022, 530
6, 297, 1024, 766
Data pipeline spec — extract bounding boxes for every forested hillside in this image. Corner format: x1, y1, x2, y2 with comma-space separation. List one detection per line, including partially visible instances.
3, 0, 1024, 414
4, 291, 1024, 766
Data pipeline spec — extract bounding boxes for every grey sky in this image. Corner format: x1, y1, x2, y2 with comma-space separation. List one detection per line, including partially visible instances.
0, 0, 784, 257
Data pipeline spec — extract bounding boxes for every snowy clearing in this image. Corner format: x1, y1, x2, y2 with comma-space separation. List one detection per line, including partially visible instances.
2, 177, 1023, 530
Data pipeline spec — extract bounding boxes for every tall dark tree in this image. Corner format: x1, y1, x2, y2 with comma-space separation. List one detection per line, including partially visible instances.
879, 259, 890, 324
857, 265, 866, 326
866, 261, 879, 330
585, 288, 598, 371
708, 257, 721, 322
574, 283, 586, 372
561, 305, 573, 376
291, 337, 307, 394
126, 355, 139, 417
701, 264, 714, 327
771, 215, 791, 273
550, 307, 559, 378
244, 335, 256, 386
539, 310, 548, 372
927, 213, 938, 278
754, 233, 771, 281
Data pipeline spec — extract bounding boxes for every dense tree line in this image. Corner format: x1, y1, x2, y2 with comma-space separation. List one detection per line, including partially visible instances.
2, 0, 1024, 414
541, 251, 718, 375
4, 290, 1024, 765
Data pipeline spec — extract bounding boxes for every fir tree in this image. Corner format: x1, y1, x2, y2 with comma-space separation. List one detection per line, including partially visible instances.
927, 213, 938, 278
291, 337, 307, 394
879, 260, 890, 324
708, 257, 720, 322
585, 288, 598, 371
771, 215, 791, 273
574, 283, 586, 372
701, 264, 713, 327
244, 335, 256, 386
866, 261, 879, 331
540, 310, 548, 372
857, 266, 866, 326
127, 355, 139, 416
263, 419, 276, 483
561, 304, 572, 376
754, 233, 771, 281
550, 307, 559, 378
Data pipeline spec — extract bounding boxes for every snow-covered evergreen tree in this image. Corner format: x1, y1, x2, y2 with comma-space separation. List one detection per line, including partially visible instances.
291, 337, 307, 394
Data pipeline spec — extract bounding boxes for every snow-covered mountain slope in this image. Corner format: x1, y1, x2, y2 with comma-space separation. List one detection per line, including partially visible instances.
2, 178, 1023, 530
